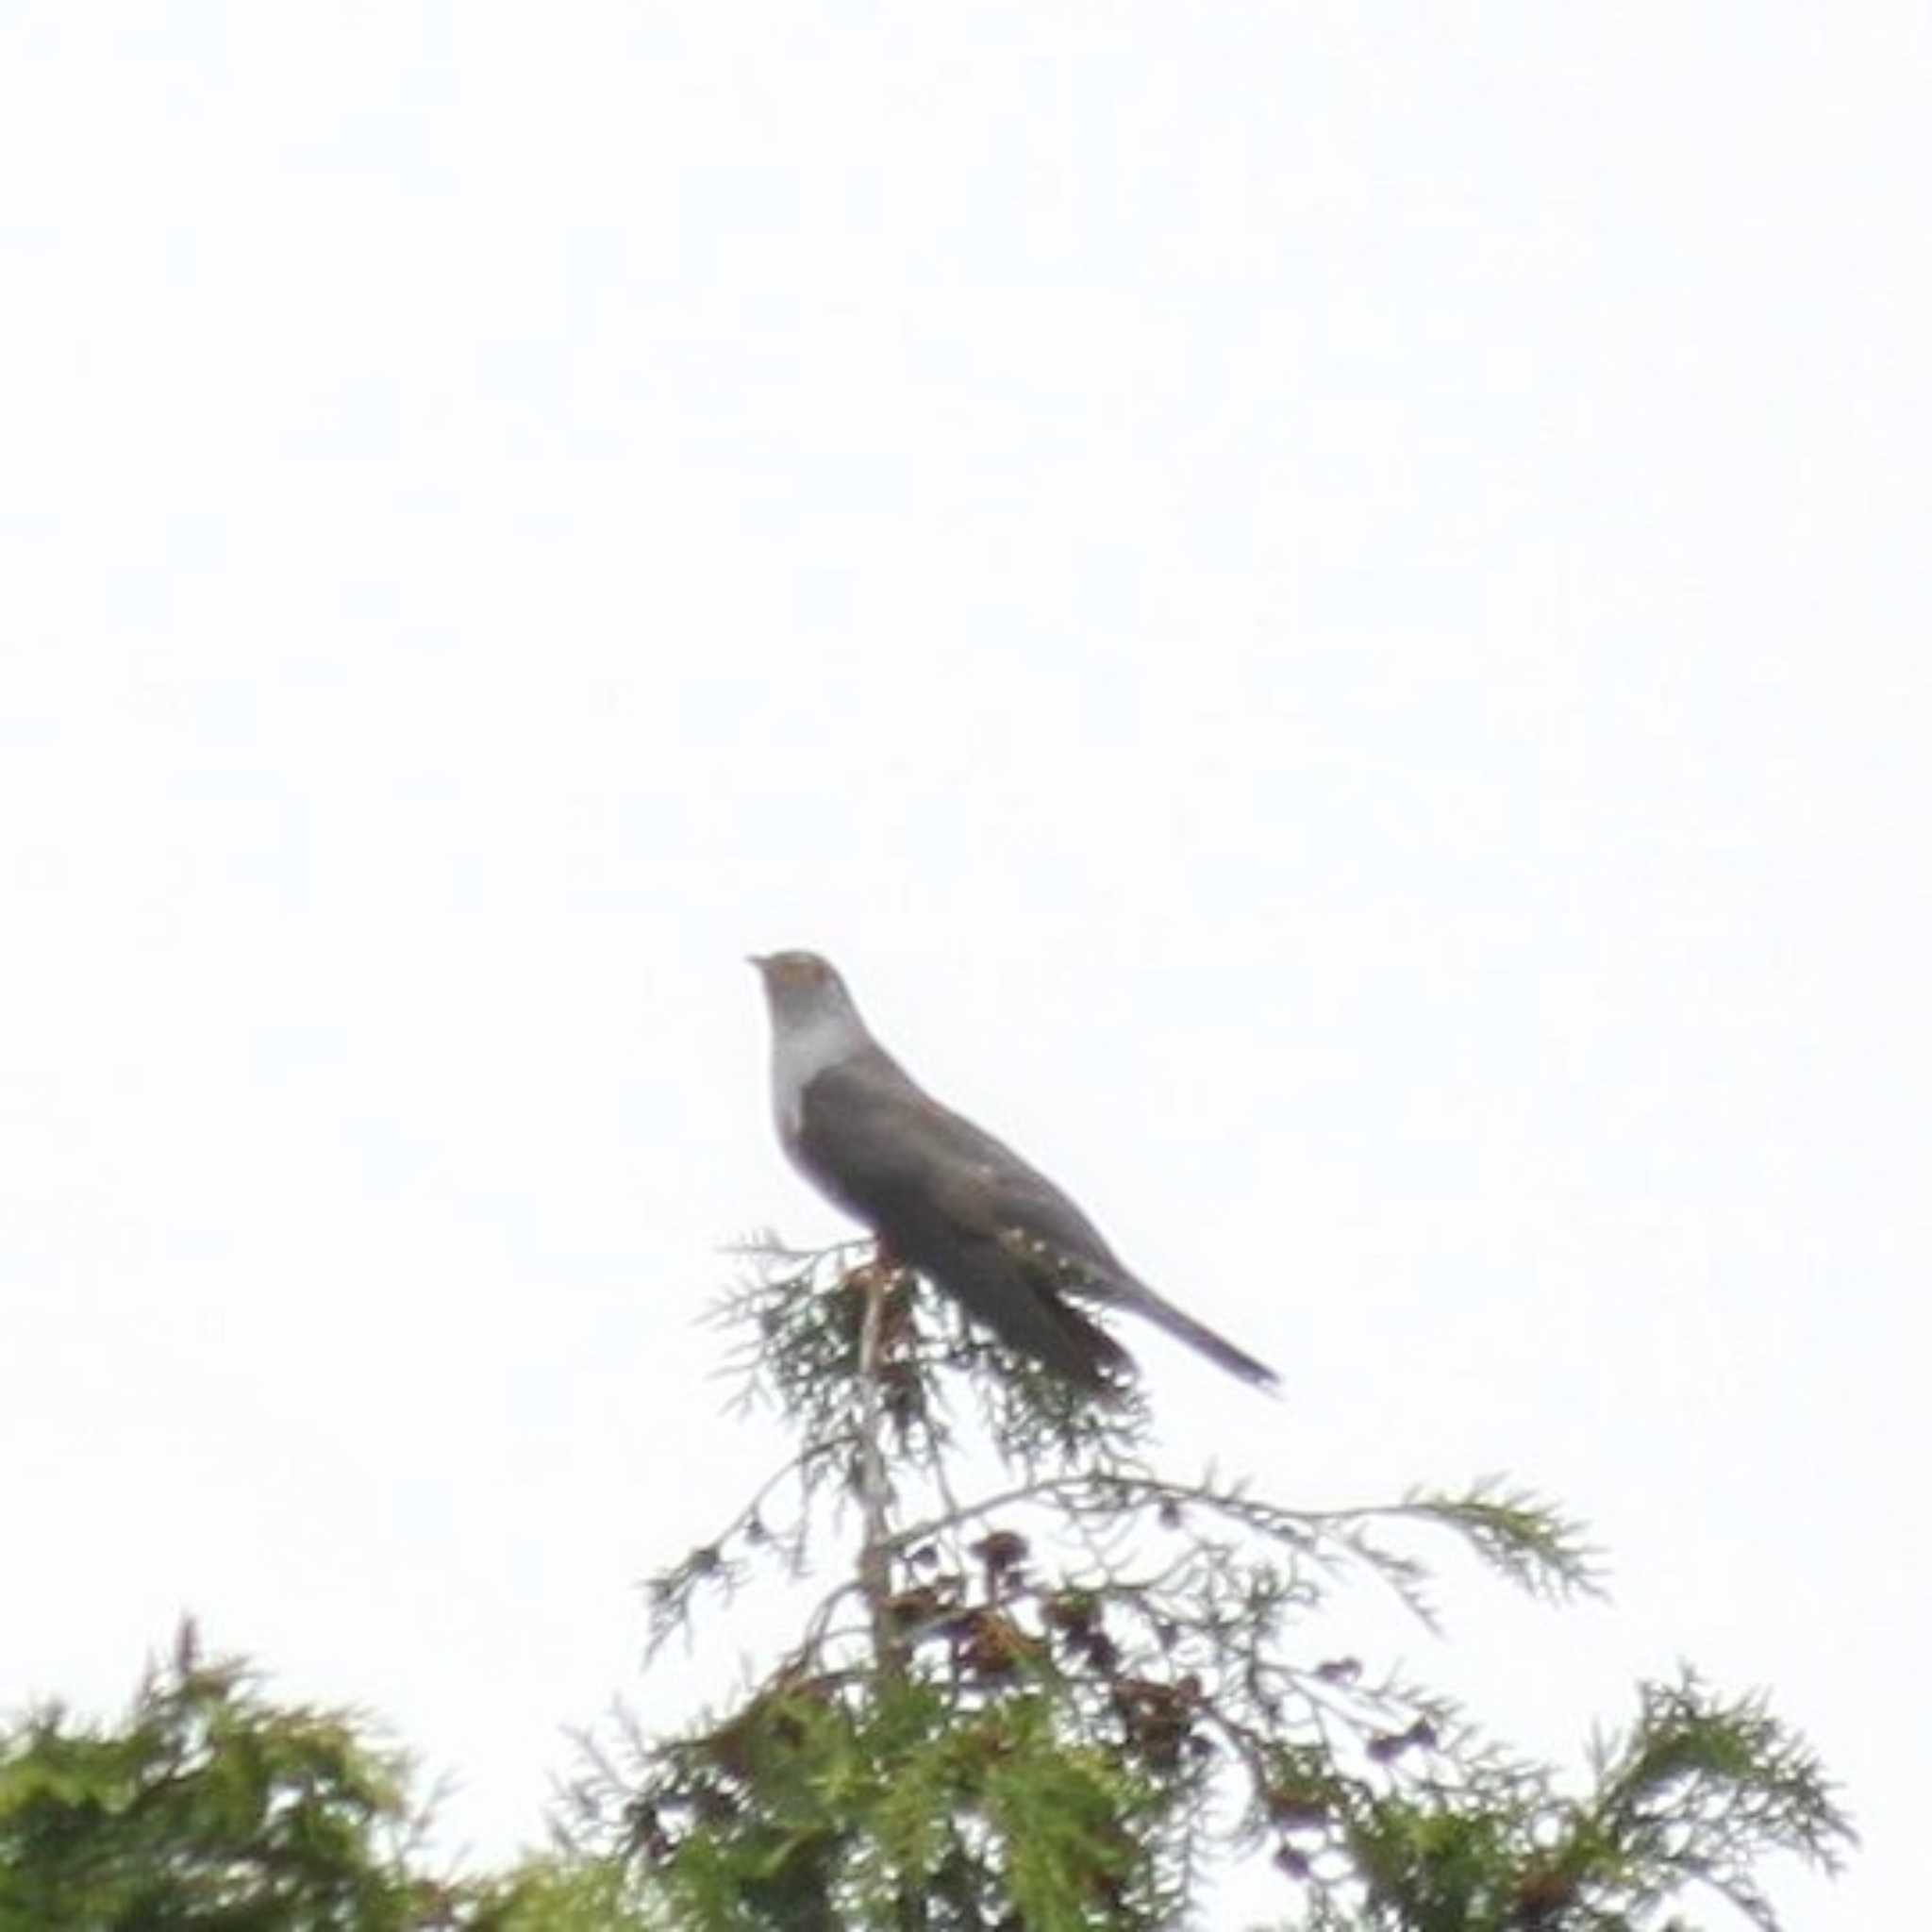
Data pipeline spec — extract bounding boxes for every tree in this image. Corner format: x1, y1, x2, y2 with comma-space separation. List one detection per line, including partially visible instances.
554, 1242, 1853, 1930
0, 1621, 428, 1931
3, 1245, 1853, 1928
0, 1625, 648, 1932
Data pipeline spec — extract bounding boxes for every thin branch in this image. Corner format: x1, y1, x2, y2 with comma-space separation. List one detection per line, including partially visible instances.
856, 1260, 903, 1680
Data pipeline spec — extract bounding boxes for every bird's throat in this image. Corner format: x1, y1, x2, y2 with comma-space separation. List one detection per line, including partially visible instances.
769, 1006, 869, 1144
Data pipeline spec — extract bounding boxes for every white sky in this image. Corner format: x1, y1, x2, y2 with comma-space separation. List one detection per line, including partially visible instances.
4, 6, 1924, 1924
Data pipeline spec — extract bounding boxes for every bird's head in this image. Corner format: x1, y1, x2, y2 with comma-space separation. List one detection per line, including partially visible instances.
747, 950, 859, 1030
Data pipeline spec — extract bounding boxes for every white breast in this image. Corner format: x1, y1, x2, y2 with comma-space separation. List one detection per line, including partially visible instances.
770, 1005, 867, 1149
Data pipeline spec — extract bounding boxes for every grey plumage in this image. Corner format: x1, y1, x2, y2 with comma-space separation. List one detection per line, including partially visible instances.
750, 950, 1277, 1393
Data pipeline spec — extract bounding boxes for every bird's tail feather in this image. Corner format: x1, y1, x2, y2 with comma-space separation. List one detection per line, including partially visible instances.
1108, 1274, 1279, 1390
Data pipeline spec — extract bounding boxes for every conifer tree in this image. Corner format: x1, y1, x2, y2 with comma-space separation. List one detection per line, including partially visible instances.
555, 1243, 1854, 1929
0, 1622, 428, 1931
0, 1624, 647, 1930
2, 1249, 1855, 1928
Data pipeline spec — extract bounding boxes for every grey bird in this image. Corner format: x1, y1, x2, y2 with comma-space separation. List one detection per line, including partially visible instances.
750, 950, 1278, 1393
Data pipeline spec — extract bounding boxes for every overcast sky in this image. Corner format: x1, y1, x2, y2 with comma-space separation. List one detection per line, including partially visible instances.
4, 6, 1924, 1924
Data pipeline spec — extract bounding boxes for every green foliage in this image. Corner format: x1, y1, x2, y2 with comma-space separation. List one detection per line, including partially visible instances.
462, 1853, 658, 1931
6, 1242, 1854, 1929
1292, 1668, 1849, 1930
0, 1624, 659, 1932
560, 1243, 1855, 1930
585, 1675, 1173, 1931
0, 1622, 425, 1931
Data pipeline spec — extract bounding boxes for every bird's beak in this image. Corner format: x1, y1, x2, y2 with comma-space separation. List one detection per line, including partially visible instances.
745, 953, 770, 974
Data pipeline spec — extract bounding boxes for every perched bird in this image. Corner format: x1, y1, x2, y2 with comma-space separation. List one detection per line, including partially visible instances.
750, 950, 1277, 1393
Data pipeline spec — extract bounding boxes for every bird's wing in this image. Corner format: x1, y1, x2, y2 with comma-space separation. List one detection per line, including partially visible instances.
796, 1051, 1124, 1272
794, 1051, 1134, 1388
799, 1050, 1278, 1391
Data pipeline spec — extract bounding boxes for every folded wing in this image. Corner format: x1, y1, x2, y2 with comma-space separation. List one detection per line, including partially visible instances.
796, 1053, 1274, 1391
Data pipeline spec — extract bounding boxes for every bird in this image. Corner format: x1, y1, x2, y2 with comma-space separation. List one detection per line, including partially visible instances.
749, 950, 1277, 1393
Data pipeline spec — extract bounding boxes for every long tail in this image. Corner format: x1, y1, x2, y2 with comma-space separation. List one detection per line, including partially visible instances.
1106, 1274, 1279, 1390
